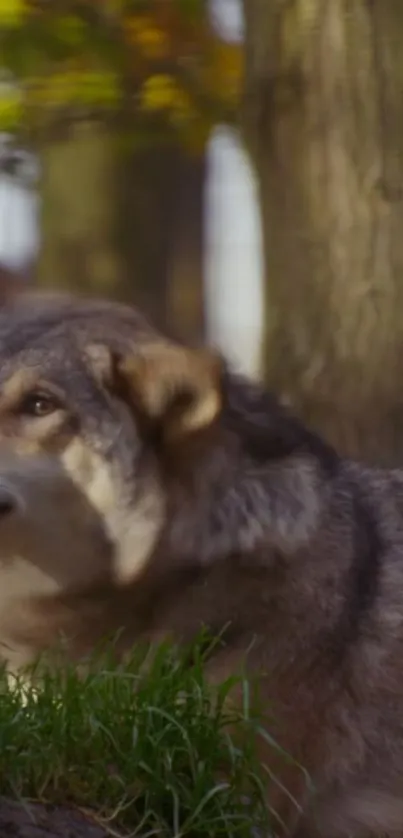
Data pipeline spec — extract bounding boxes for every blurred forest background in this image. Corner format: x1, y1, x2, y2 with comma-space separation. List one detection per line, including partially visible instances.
1, 0, 403, 466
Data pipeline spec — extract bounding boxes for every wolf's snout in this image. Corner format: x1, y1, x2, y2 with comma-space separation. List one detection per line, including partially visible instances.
0, 483, 22, 518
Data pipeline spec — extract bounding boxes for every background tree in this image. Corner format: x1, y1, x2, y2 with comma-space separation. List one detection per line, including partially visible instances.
0, 0, 242, 336
242, 0, 403, 464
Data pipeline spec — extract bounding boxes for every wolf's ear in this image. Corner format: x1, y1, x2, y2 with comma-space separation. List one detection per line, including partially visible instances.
117, 342, 223, 442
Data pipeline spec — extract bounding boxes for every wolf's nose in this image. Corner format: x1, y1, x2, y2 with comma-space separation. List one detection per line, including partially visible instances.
0, 484, 20, 517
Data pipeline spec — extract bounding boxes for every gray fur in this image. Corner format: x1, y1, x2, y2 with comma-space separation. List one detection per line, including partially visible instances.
0, 292, 402, 837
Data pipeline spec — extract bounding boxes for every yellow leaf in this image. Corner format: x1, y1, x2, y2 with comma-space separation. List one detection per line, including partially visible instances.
138, 27, 169, 60
126, 16, 169, 59
32, 70, 119, 110
140, 74, 179, 111
77, 71, 120, 107
0, 0, 26, 27
0, 90, 23, 128
43, 72, 77, 107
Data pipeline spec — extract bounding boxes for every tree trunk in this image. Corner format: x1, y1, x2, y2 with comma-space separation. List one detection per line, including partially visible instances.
166, 152, 206, 343
117, 142, 205, 336
37, 121, 205, 333
37, 121, 124, 299
242, 0, 403, 465
117, 140, 182, 323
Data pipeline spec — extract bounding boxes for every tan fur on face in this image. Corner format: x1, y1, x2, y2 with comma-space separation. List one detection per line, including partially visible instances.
0, 448, 117, 671
0, 368, 67, 443
0, 352, 167, 590
60, 437, 165, 585
0, 368, 38, 409
84, 343, 113, 386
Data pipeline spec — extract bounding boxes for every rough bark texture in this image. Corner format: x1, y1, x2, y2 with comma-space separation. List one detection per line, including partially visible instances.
242, 0, 403, 464
37, 121, 124, 300
165, 153, 206, 343
118, 144, 205, 337
37, 121, 205, 335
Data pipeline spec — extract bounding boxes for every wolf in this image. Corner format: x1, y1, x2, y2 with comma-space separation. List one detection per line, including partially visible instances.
0, 444, 117, 676
0, 290, 402, 836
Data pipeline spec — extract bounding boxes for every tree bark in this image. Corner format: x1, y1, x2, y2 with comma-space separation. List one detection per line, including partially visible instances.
242, 0, 403, 464
37, 121, 124, 300
117, 143, 205, 336
165, 152, 206, 343
36, 121, 205, 335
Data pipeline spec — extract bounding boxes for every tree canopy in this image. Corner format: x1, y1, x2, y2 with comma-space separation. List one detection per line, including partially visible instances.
0, 0, 243, 151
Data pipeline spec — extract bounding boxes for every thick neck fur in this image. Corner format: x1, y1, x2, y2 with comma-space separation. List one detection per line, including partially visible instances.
162, 371, 340, 563
31, 367, 401, 836
150, 371, 383, 679
129, 373, 390, 804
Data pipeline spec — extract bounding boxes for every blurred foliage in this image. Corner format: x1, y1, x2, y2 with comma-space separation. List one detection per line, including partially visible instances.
0, 0, 243, 152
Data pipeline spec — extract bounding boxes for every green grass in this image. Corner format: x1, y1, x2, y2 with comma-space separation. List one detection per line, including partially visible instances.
0, 632, 280, 837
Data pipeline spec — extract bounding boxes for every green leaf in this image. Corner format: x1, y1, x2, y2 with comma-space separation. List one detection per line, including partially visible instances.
51, 15, 87, 49
176, 0, 204, 24
77, 70, 121, 107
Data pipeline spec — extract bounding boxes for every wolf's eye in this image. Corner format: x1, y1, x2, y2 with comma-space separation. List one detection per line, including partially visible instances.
18, 391, 61, 418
